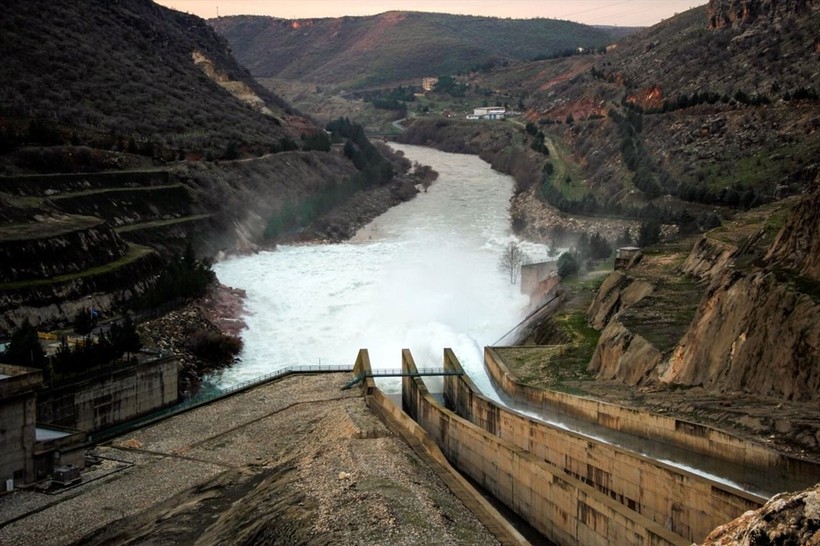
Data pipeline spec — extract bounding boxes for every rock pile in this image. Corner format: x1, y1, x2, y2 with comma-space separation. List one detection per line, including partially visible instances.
700, 483, 820, 545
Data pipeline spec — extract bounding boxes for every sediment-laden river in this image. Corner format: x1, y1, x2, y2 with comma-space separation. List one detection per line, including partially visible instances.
212, 143, 541, 393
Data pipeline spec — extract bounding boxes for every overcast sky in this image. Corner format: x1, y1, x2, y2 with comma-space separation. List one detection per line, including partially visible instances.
155, 1, 706, 27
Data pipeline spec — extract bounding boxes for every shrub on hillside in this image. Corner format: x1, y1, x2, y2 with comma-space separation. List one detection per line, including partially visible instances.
1, 320, 46, 369
136, 243, 215, 310
186, 329, 243, 365
557, 252, 579, 279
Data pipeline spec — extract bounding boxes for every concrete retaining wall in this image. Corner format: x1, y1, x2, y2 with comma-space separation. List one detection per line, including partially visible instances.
37, 357, 178, 432
443, 350, 761, 543
0, 393, 37, 486
400, 349, 689, 546
353, 350, 528, 546
485, 347, 820, 489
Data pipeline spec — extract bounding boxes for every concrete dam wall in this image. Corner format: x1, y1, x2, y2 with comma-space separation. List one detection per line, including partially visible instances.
484, 347, 820, 491
399, 350, 690, 546
443, 350, 762, 543
351, 347, 820, 545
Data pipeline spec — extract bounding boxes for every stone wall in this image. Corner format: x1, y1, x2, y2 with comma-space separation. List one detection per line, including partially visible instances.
37, 357, 178, 432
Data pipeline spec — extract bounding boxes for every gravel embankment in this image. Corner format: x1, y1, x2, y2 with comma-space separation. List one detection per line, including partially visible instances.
0, 373, 500, 546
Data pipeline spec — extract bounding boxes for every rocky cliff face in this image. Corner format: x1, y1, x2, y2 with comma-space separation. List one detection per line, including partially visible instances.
765, 179, 820, 281
586, 271, 659, 385
587, 181, 820, 400
662, 181, 820, 401
681, 235, 738, 282
587, 271, 654, 330
707, 0, 817, 29
660, 269, 819, 400
699, 483, 820, 545
588, 320, 664, 385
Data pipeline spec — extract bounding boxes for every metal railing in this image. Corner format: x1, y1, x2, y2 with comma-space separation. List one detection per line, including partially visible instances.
342, 367, 463, 389
89, 364, 352, 443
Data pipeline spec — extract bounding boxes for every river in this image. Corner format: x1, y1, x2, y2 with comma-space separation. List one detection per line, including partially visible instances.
211, 143, 543, 394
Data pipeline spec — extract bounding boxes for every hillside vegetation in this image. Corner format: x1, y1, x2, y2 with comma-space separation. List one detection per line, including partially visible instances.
0, 0, 422, 333
473, 2, 819, 227
0, 0, 310, 157
210, 12, 619, 89
377, 2, 816, 245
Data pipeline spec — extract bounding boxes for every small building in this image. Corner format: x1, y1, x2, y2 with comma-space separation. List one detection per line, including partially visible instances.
615, 247, 643, 270
0, 363, 86, 490
1, 352, 177, 490
468, 107, 506, 120
422, 77, 438, 92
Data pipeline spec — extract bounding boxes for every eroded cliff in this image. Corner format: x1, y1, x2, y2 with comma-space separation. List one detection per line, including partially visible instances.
764, 181, 820, 280
706, 0, 817, 29
661, 268, 819, 400
588, 180, 820, 402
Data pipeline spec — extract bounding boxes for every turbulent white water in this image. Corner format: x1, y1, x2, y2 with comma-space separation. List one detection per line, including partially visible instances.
211, 143, 542, 393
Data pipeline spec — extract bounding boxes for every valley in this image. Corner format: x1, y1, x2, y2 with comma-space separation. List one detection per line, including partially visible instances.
0, 0, 818, 544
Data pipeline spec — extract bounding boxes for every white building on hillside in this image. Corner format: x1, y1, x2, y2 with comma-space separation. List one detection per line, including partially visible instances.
467, 107, 506, 120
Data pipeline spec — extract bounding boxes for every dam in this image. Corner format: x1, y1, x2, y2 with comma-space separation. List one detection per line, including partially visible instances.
354, 347, 820, 545
210, 144, 820, 544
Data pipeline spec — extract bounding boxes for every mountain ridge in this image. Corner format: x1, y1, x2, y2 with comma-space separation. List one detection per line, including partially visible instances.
0, 0, 314, 156
210, 12, 621, 88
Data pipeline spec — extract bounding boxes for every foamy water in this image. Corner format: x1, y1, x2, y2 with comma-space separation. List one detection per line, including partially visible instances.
211, 144, 539, 393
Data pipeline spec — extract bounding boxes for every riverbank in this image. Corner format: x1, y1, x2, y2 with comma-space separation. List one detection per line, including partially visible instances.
396, 117, 637, 244
137, 282, 246, 396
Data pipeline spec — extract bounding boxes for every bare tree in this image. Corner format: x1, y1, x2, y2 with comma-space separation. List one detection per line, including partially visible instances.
498, 241, 527, 284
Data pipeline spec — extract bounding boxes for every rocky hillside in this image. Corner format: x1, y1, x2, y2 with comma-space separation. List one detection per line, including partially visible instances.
661, 177, 820, 400
586, 176, 820, 404
0, 0, 423, 334
210, 12, 618, 89
706, 0, 818, 28
0, 0, 319, 156
424, 0, 819, 234
764, 178, 820, 279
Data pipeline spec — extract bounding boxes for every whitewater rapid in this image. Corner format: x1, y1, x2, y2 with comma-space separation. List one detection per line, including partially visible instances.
211, 143, 541, 393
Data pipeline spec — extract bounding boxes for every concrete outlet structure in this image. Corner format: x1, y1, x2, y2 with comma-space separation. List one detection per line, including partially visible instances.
353, 347, 820, 545
1, 356, 178, 490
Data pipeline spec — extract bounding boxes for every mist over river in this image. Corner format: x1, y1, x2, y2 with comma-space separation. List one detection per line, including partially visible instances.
211, 143, 544, 393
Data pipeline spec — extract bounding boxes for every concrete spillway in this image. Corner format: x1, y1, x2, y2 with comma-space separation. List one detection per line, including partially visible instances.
392, 349, 820, 545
